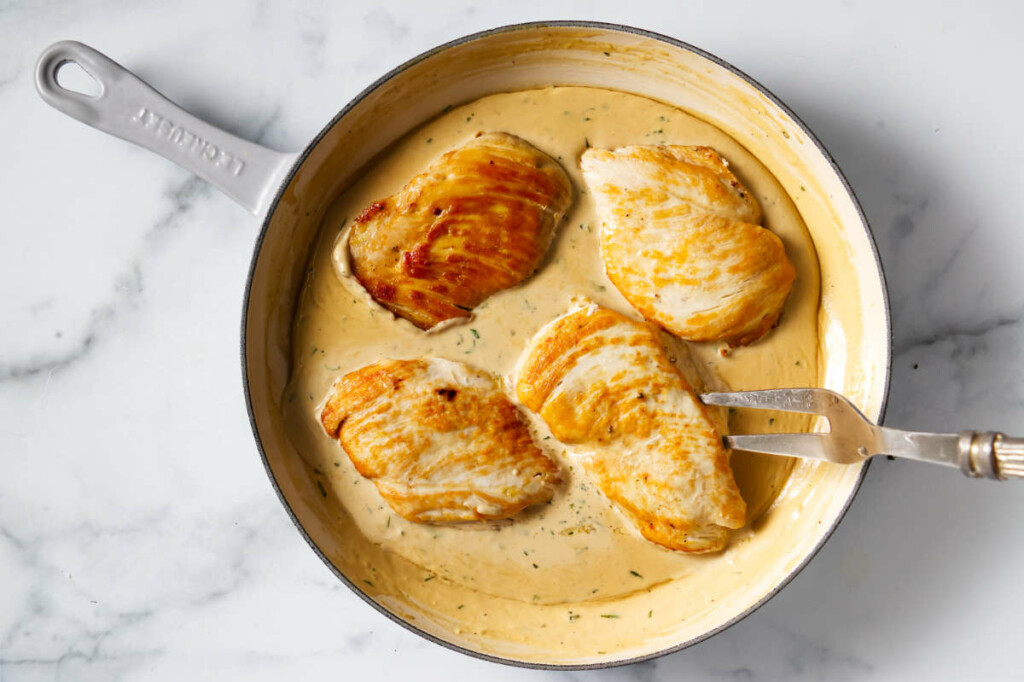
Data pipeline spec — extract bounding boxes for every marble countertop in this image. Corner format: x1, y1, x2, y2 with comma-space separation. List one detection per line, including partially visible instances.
3, 1, 1023, 680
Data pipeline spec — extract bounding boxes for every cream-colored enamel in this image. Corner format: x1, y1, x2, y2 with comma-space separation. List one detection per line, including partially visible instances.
282, 85, 821, 659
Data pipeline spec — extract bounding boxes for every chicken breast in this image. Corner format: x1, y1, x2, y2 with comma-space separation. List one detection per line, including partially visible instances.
320, 357, 560, 523
581, 145, 796, 346
348, 132, 573, 330
515, 304, 746, 553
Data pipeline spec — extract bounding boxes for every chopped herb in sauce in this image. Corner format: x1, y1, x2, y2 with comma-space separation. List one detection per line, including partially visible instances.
289, 88, 820, 643
363, 579, 374, 587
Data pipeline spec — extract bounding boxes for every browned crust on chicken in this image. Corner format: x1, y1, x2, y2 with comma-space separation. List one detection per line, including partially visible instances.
321, 357, 560, 523
581, 145, 796, 346
348, 133, 573, 329
516, 305, 745, 552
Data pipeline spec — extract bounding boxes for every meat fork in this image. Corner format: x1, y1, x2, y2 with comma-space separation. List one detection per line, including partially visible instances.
701, 388, 1024, 480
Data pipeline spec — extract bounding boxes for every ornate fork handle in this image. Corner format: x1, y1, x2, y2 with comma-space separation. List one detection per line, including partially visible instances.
959, 432, 1024, 480
703, 389, 1024, 481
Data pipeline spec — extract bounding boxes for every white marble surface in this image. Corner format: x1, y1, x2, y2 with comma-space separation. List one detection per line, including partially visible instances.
3, 1, 1024, 679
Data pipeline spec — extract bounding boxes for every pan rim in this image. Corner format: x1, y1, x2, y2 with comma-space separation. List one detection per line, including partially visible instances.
240, 19, 892, 671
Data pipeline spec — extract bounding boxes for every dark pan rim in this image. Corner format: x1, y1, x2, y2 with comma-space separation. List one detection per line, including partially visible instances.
240, 20, 893, 671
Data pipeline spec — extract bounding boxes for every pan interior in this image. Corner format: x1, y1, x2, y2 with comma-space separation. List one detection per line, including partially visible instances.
243, 24, 888, 667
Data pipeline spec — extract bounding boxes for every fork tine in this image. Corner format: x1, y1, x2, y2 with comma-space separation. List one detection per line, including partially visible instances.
725, 433, 832, 461
701, 389, 827, 415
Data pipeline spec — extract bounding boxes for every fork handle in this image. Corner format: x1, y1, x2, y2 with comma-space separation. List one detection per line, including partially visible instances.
958, 432, 1024, 480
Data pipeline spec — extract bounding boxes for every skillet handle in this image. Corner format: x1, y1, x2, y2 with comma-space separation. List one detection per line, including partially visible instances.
35, 40, 297, 216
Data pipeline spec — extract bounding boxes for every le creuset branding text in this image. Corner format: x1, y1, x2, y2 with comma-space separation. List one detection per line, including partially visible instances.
131, 106, 245, 176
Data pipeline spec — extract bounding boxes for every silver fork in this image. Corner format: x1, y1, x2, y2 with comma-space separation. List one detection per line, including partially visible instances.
701, 388, 1024, 480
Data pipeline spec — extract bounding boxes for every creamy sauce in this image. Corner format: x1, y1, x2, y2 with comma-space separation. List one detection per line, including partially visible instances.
283, 87, 819, 654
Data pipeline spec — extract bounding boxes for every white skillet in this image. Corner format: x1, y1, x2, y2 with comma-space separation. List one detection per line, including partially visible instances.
35, 22, 890, 668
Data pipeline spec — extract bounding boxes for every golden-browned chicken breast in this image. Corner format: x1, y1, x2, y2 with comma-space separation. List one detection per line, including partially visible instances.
581, 145, 796, 346
348, 133, 573, 330
320, 357, 560, 523
515, 304, 745, 553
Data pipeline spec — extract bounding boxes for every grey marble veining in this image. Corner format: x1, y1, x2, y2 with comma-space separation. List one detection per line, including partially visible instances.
3, 1, 1024, 680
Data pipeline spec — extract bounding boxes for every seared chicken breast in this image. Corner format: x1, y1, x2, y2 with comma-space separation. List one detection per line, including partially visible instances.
515, 304, 745, 553
581, 145, 796, 346
320, 357, 559, 523
348, 133, 573, 330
